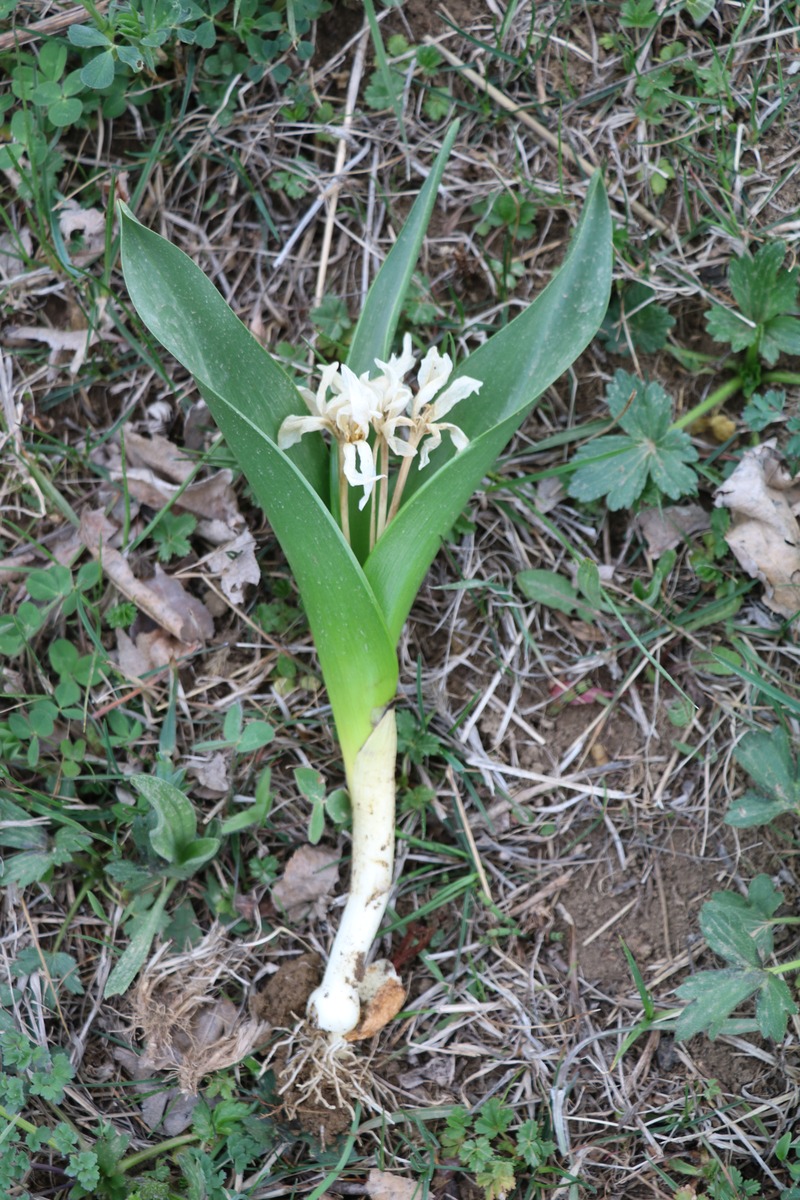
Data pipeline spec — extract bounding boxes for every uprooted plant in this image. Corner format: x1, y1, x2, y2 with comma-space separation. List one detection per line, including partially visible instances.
118, 123, 611, 1059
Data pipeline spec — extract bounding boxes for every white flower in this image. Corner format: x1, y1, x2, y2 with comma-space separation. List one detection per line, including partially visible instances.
411, 346, 481, 468
276, 338, 480, 522
277, 362, 345, 449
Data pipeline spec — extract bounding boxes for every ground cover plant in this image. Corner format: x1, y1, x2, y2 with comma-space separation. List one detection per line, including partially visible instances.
2, 1, 800, 1198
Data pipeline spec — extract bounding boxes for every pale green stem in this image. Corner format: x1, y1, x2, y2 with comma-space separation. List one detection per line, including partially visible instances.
307, 708, 397, 1035
385, 433, 422, 527
376, 437, 390, 545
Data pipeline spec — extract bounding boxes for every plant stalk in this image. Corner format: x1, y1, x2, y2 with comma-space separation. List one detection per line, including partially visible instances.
307, 707, 397, 1035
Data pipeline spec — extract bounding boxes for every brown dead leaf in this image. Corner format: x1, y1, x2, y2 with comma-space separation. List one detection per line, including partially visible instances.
5, 324, 99, 374
80, 509, 214, 642
344, 959, 406, 1042
204, 530, 260, 605
366, 1168, 422, 1200
271, 845, 340, 922
115, 629, 182, 679
635, 504, 710, 558
57, 199, 106, 263
188, 752, 230, 798
124, 430, 195, 483
714, 442, 800, 619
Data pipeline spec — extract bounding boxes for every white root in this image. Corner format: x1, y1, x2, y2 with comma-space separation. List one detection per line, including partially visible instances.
307, 707, 397, 1035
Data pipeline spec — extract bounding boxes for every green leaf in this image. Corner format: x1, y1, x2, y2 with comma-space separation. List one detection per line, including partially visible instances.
48, 97, 83, 127
601, 282, 675, 354
726, 790, 792, 828
104, 887, 171, 997
516, 569, 590, 617
734, 726, 799, 809
27, 563, 73, 600
765, 313, 800, 357
347, 125, 458, 378
80, 50, 115, 90
308, 798, 325, 844
700, 876, 780, 965
173, 836, 221, 877
131, 776, 198, 865
675, 967, 764, 1040
223, 702, 243, 743
474, 1098, 514, 1137
741, 388, 786, 432
220, 768, 272, 834
729, 241, 798, 324
68, 24, 112, 48
365, 173, 612, 641
568, 372, 698, 511
294, 766, 326, 805
683, 0, 715, 24
237, 720, 274, 752
756, 974, 797, 1041
705, 304, 757, 352
0, 797, 47, 850
119, 206, 398, 772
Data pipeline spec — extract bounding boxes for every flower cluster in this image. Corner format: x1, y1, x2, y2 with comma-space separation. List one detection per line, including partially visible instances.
278, 336, 481, 539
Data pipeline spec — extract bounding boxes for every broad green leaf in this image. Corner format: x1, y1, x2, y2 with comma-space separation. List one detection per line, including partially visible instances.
700, 879, 779, 964
601, 283, 675, 355
80, 50, 115, 90
223, 702, 243, 744
568, 373, 698, 511
104, 887, 170, 997
120, 209, 398, 770
734, 727, 798, 806
295, 766, 326, 805
755, 974, 797, 1041
132, 776, 198, 865
747, 872, 783, 918
729, 241, 798, 324
347, 125, 458, 377
705, 304, 756, 352
726, 790, 793, 828
516, 569, 590, 617
568, 435, 653, 509
68, 24, 112, 48
27, 564, 73, 600
119, 204, 326, 497
172, 837, 221, 877
767, 314, 800, 355
675, 966, 763, 1040
237, 720, 275, 752
762, 313, 800, 366
308, 798, 325, 845
365, 173, 612, 642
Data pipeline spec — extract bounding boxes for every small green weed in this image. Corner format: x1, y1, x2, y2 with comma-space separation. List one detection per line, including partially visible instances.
440, 1098, 562, 1199
674, 873, 797, 1041
293, 765, 351, 844
567, 369, 699, 511
600, 281, 675, 355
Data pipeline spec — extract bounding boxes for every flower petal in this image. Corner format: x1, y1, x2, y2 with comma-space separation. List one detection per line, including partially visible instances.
342, 440, 383, 509
429, 375, 482, 419
414, 346, 453, 411
277, 414, 330, 449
